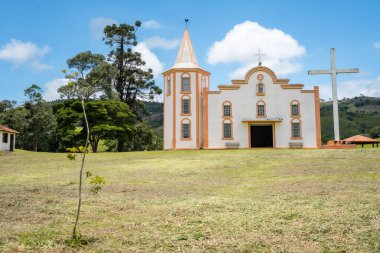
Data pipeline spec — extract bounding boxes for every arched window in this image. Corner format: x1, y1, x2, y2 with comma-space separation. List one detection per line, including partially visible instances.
166, 76, 171, 96
256, 100, 266, 118
181, 95, 191, 115
223, 101, 232, 117
257, 83, 265, 95
222, 119, 233, 139
181, 118, 191, 140
181, 73, 190, 92
291, 119, 302, 139
290, 100, 300, 117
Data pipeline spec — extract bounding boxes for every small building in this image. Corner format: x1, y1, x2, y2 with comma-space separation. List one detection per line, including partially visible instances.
163, 28, 322, 150
0, 125, 18, 151
343, 135, 379, 148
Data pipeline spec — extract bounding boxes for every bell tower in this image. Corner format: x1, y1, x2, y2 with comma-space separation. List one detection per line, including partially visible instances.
163, 27, 210, 150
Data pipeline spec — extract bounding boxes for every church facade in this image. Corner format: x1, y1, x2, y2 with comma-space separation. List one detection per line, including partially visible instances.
163, 28, 322, 150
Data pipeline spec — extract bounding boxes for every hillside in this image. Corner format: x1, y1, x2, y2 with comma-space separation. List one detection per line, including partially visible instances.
320, 96, 380, 142
145, 97, 380, 144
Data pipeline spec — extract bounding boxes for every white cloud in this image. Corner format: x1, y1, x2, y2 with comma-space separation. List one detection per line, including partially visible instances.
133, 42, 164, 78
89, 17, 117, 39
0, 39, 52, 70
144, 36, 179, 50
374, 42, 380, 50
207, 21, 306, 79
42, 78, 69, 101
142, 20, 160, 29
318, 76, 380, 100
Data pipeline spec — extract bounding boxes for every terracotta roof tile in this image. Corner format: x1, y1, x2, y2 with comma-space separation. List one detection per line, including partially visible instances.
343, 135, 378, 143
0, 125, 19, 134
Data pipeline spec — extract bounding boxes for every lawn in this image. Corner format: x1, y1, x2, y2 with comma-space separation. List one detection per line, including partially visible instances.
0, 149, 379, 252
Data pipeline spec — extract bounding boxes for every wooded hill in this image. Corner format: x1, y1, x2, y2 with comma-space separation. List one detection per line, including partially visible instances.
144, 96, 380, 145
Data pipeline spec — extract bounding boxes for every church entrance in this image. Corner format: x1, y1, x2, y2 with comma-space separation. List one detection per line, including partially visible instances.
250, 125, 273, 148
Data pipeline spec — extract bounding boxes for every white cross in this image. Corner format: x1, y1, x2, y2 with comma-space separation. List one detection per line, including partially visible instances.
254, 49, 266, 66
308, 48, 359, 141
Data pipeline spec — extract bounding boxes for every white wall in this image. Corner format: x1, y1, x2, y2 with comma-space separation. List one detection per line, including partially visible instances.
0, 131, 15, 151
207, 70, 318, 148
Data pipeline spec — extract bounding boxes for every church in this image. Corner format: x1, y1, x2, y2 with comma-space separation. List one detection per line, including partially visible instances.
163, 28, 322, 150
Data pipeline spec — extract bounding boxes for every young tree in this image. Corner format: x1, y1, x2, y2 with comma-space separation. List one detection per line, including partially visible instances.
103, 22, 162, 151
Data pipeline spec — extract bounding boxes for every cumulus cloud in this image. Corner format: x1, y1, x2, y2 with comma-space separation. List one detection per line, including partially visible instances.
318, 76, 380, 100
144, 36, 180, 50
142, 20, 160, 29
0, 39, 52, 70
42, 78, 69, 101
207, 21, 306, 79
134, 42, 164, 78
89, 17, 117, 39
374, 42, 380, 50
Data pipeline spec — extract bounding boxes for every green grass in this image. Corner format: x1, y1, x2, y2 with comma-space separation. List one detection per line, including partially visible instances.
0, 149, 379, 252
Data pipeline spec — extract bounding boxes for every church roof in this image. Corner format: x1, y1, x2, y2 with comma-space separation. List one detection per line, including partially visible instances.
343, 135, 379, 143
173, 28, 200, 69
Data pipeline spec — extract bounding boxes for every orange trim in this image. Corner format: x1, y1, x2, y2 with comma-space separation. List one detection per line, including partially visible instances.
281, 84, 304, 89
206, 91, 221, 94
256, 100, 267, 118
180, 72, 191, 94
290, 100, 301, 118
217, 85, 240, 90
290, 118, 303, 140
163, 68, 211, 76
222, 100, 232, 118
231, 66, 289, 85
222, 119, 234, 140
248, 122, 276, 148
202, 87, 209, 149
180, 118, 191, 141
172, 72, 176, 149
180, 94, 191, 116
301, 90, 315, 93
196, 72, 199, 149
314, 86, 322, 148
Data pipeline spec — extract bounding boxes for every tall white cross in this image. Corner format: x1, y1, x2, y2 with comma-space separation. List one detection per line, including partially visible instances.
254, 49, 266, 66
308, 48, 359, 141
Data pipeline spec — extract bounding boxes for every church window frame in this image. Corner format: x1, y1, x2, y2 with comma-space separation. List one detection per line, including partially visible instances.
181, 73, 191, 93
181, 118, 191, 140
222, 119, 233, 140
291, 118, 303, 140
181, 95, 191, 115
290, 100, 301, 117
222, 101, 232, 118
166, 76, 171, 96
256, 100, 267, 118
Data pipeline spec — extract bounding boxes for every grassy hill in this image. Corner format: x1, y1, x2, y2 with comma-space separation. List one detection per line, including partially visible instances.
0, 149, 379, 252
145, 97, 380, 144
320, 96, 380, 142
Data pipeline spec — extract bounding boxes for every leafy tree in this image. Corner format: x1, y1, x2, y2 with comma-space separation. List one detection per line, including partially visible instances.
55, 99, 135, 153
59, 51, 106, 100
0, 100, 16, 113
103, 22, 162, 151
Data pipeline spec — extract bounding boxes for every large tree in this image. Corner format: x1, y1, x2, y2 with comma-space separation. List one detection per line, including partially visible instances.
103, 22, 162, 151
54, 99, 134, 153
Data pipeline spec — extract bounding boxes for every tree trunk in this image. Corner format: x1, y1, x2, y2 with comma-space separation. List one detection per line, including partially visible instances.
117, 140, 125, 152
91, 139, 98, 153
72, 99, 90, 239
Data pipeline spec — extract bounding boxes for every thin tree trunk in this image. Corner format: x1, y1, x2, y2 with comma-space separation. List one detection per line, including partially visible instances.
72, 99, 90, 238
117, 140, 125, 152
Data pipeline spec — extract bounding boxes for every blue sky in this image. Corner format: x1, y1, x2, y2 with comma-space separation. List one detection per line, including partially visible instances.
1, 0, 380, 102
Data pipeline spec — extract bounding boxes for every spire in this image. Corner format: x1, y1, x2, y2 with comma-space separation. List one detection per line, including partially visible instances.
173, 27, 200, 68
